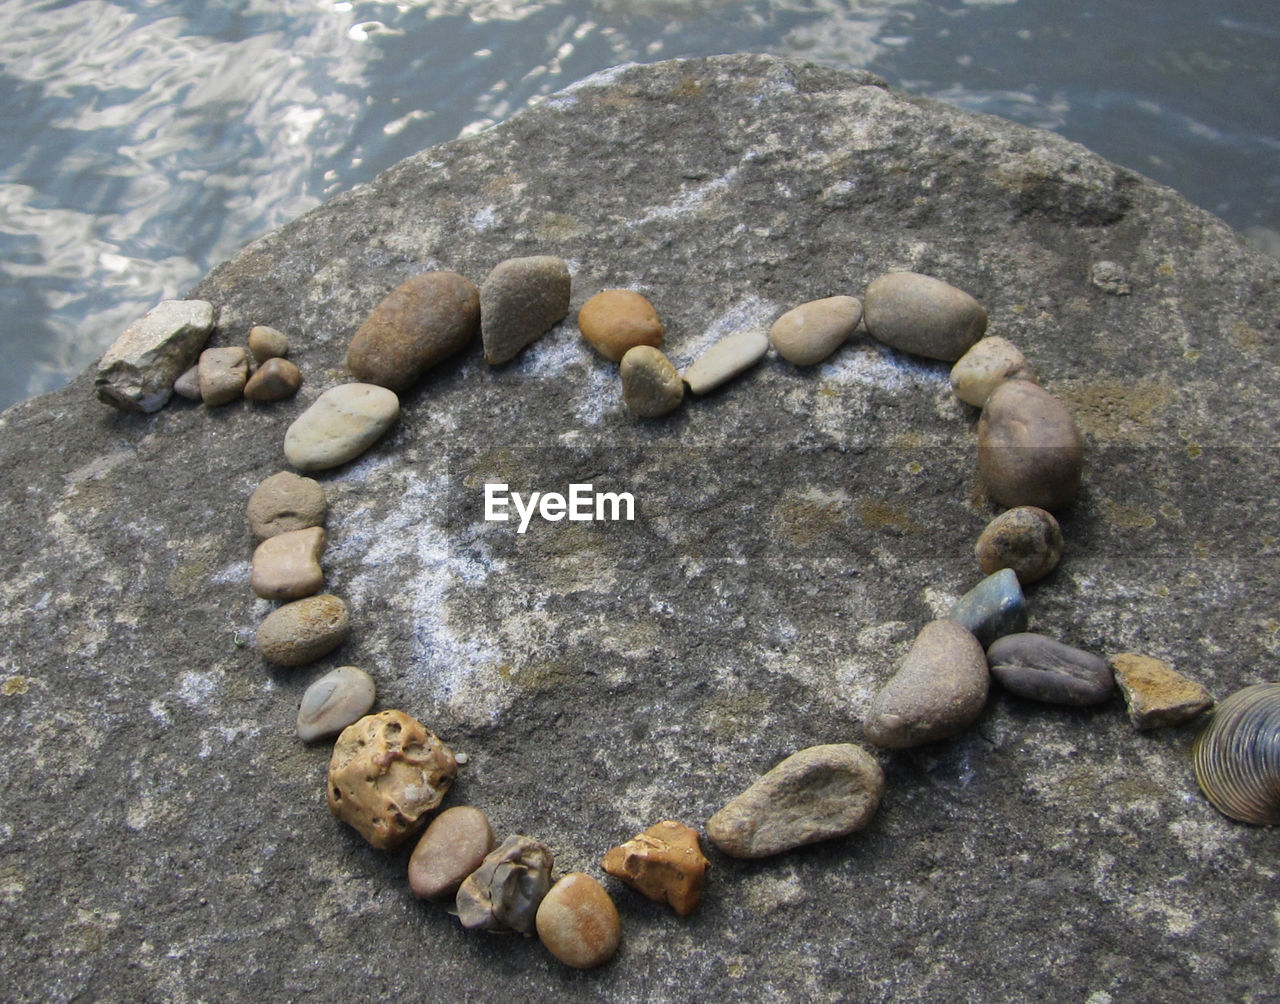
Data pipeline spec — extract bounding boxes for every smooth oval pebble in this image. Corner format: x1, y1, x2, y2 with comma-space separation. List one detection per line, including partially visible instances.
978, 380, 1084, 512
251, 525, 326, 600
283, 383, 400, 472
257, 594, 350, 667
706, 743, 884, 858
863, 272, 987, 362
683, 329, 769, 394
975, 506, 1063, 584
536, 873, 621, 969
248, 324, 289, 363
480, 256, 571, 365
408, 805, 495, 901
346, 271, 480, 391
864, 619, 989, 749
247, 471, 327, 540
769, 295, 862, 366
949, 336, 1037, 407
244, 357, 302, 402
620, 345, 683, 417
987, 632, 1113, 706
949, 568, 1028, 647
198, 346, 249, 406
579, 289, 664, 362
297, 666, 376, 742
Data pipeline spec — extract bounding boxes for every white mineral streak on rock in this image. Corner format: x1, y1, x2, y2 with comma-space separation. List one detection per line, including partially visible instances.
632, 168, 739, 226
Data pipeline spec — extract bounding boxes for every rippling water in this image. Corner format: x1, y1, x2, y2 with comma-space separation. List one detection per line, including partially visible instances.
1, 0, 1276, 410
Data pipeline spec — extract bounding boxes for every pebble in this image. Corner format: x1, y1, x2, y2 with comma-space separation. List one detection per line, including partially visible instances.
256, 593, 350, 667
974, 506, 1063, 584
94, 299, 215, 413
768, 295, 862, 366
283, 383, 400, 472
683, 329, 769, 394
601, 819, 708, 916
346, 271, 480, 391
949, 568, 1027, 647
864, 619, 989, 749
250, 526, 326, 600
480, 256, 571, 364
456, 834, 554, 934
408, 805, 495, 901
863, 272, 987, 362
978, 380, 1084, 512
620, 345, 684, 417
536, 873, 622, 969
986, 633, 1113, 706
1110, 653, 1214, 729
327, 710, 458, 849
248, 324, 289, 363
296, 665, 376, 742
949, 336, 1037, 407
1090, 260, 1132, 296
706, 743, 884, 858
198, 346, 249, 406
247, 471, 327, 540
173, 364, 201, 401
244, 357, 302, 402
578, 289, 664, 361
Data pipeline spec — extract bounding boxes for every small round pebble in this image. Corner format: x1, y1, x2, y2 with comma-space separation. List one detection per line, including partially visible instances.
579, 289, 664, 362
987, 633, 1113, 706
949, 336, 1037, 407
863, 272, 987, 361
408, 806, 495, 901
198, 346, 249, 406
978, 380, 1084, 512
536, 873, 621, 969
975, 506, 1063, 584
297, 666, 376, 742
620, 345, 683, 417
256, 594, 350, 667
283, 383, 400, 472
769, 295, 862, 365
247, 471, 327, 540
173, 364, 201, 401
683, 329, 769, 395
248, 325, 289, 363
244, 357, 302, 402
251, 526, 326, 600
480, 256, 571, 365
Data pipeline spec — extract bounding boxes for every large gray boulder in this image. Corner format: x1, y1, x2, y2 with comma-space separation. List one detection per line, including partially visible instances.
1, 55, 1277, 1001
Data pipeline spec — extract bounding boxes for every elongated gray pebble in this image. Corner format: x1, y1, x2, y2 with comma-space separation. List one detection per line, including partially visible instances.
257, 594, 350, 667
683, 329, 769, 394
247, 471, 327, 540
408, 805, 495, 900
863, 272, 987, 361
481, 256, 571, 364
949, 568, 1027, 647
297, 666, 376, 742
769, 295, 862, 366
283, 383, 399, 472
95, 299, 215, 413
987, 632, 1113, 706
251, 526, 326, 600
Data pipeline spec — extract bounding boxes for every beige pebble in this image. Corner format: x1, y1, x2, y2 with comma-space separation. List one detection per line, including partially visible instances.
408, 806, 495, 901
536, 873, 621, 969
950, 336, 1037, 407
251, 526, 326, 601
244, 357, 302, 402
283, 383, 400, 472
974, 505, 1063, 584
296, 666, 376, 742
1110, 653, 1215, 730
247, 471, 327, 540
256, 594, 350, 667
198, 346, 249, 406
620, 345, 683, 417
248, 325, 290, 363
683, 329, 769, 394
863, 272, 987, 361
601, 819, 708, 916
769, 295, 862, 365
578, 289, 664, 362
978, 380, 1084, 512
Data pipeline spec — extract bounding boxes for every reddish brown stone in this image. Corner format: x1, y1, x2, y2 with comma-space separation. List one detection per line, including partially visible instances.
601, 819, 708, 916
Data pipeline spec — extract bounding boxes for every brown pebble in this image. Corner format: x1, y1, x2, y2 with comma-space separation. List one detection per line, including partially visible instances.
244, 357, 302, 402
974, 505, 1063, 584
248, 324, 289, 363
578, 289, 664, 362
250, 526, 326, 600
536, 873, 621, 969
408, 806, 495, 901
256, 593, 349, 667
247, 471, 327, 540
198, 346, 249, 406
769, 295, 862, 366
1110, 653, 1215, 730
978, 380, 1084, 512
601, 819, 708, 916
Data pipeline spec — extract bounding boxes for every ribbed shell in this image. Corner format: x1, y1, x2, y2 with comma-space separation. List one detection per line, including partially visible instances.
1192, 682, 1280, 825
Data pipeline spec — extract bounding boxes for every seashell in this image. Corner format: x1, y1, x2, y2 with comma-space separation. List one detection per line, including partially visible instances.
1191, 682, 1280, 825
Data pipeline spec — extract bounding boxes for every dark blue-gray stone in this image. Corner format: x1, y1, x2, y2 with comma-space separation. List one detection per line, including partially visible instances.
949, 567, 1027, 647
987, 632, 1114, 706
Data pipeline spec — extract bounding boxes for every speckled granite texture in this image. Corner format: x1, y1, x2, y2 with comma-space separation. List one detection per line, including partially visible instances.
1, 55, 1278, 1002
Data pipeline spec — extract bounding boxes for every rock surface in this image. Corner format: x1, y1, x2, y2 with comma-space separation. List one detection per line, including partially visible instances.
94, 298, 215, 412
3, 54, 1280, 1002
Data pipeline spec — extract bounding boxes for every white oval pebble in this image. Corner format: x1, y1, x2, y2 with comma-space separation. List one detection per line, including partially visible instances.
297, 666, 376, 742
683, 329, 769, 394
283, 383, 400, 472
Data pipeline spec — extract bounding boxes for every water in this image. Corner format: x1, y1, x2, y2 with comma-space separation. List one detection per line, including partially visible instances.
1, 0, 1276, 412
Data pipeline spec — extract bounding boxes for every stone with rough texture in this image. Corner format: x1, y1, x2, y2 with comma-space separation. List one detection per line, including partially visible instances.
244, 357, 302, 402
250, 526, 326, 600
601, 820, 708, 916
456, 835, 554, 934
1110, 653, 1215, 729
248, 325, 290, 363
256, 593, 350, 666
769, 295, 862, 365
6, 55, 1280, 1003
283, 383, 399, 471
864, 619, 989, 749
536, 873, 621, 969
94, 299, 215, 412
863, 273, 987, 362
683, 329, 769, 394
346, 271, 480, 390
578, 289, 664, 362
480, 256, 571, 364
620, 345, 683, 417
247, 470, 326, 540
707, 743, 884, 858
975, 506, 1063, 584
408, 805, 495, 901
950, 336, 1037, 407
327, 710, 457, 849
949, 568, 1027, 647
978, 380, 1084, 512
987, 633, 1113, 706
198, 347, 249, 406
296, 665, 376, 742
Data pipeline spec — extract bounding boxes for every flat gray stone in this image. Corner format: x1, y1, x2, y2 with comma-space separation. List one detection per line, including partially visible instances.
94, 299, 215, 412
